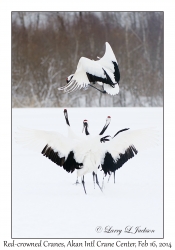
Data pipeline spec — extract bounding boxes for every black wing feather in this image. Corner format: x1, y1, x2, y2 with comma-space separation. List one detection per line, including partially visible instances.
112, 61, 120, 83
86, 69, 115, 87
101, 145, 138, 175
41, 145, 82, 173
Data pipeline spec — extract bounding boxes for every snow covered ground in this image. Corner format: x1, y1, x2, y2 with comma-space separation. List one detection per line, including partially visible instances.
12, 107, 163, 238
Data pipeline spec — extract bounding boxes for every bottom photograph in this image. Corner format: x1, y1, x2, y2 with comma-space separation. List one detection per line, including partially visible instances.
12, 107, 163, 238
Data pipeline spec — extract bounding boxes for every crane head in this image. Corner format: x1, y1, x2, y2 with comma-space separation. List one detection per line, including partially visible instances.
66, 74, 74, 83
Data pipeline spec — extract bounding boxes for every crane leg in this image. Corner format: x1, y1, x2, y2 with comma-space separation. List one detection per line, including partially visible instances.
92, 171, 96, 189
102, 174, 105, 190
108, 173, 111, 183
89, 84, 106, 94
82, 176, 87, 194
114, 171, 115, 184
102, 83, 105, 92
95, 174, 103, 192
73, 176, 80, 185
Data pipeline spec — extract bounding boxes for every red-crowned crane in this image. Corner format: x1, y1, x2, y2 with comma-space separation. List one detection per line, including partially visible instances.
15, 114, 111, 194
82, 118, 111, 190
63, 109, 111, 187
63, 108, 85, 184
58, 42, 120, 95
15, 120, 158, 194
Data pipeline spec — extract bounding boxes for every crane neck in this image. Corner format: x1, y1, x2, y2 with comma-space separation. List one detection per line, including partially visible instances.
113, 128, 130, 138
99, 123, 109, 135
64, 110, 70, 126
65, 117, 70, 126
84, 124, 90, 135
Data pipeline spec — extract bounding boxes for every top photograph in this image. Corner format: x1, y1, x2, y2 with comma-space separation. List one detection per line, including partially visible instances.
12, 11, 163, 107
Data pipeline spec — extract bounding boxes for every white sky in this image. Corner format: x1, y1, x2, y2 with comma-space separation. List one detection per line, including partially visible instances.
0, 0, 175, 248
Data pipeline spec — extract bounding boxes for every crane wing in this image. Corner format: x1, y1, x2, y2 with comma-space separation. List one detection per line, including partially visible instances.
15, 127, 83, 172
101, 127, 158, 175
97, 42, 120, 83
58, 61, 89, 93
80, 57, 117, 86
15, 127, 70, 156
15, 128, 72, 161
98, 42, 117, 65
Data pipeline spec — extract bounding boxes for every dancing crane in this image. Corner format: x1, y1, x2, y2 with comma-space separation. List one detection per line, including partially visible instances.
81, 117, 111, 192
15, 114, 110, 194
58, 42, 120, 95
15, 119, 158, 194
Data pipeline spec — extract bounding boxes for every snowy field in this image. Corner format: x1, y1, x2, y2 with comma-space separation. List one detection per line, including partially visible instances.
12, 107, 163, 238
